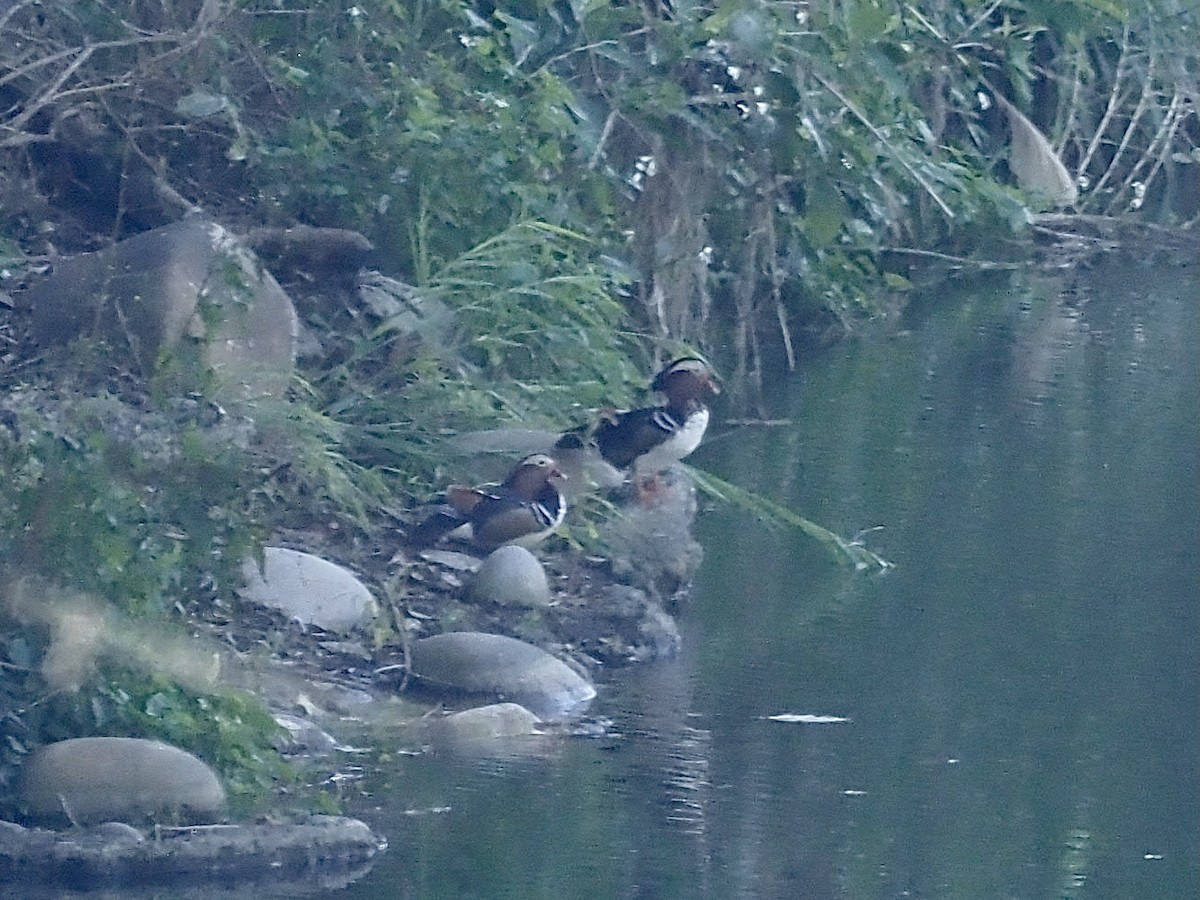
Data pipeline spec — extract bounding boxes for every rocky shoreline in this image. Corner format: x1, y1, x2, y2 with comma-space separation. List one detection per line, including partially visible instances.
0, 218, 711, 890
205, 457, 703, 733
0, 460, 703, 891
0, 450, 703, 891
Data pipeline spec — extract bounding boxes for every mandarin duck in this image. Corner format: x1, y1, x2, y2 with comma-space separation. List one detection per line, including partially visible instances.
555, 356, 719, 488
407, 453, 568, 550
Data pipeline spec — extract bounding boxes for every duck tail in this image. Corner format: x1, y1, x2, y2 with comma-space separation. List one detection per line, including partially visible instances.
405, 508, 467, 548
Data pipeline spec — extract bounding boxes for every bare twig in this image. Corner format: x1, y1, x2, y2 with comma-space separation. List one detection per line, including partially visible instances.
192, 0, 225, 35
774, 296, 796, 370
1035, 212, 1200, 244
0, 132, 53, 149
0, 0, 39, 33
5, 45, 96, 136
879, 246, 1022, 270
1138, 94, 1195, 193
963, 0, 1007, 37
0, 80, 136, 149
114, 121, 203, 215
1, 32, 185, 149
904, 4, 946, 42
1108, 89, 1183, 215
762, 206, 796, 372
1075, 23, 1133, 183
588, 107, 618, 171
1092, 60, 1156, 211
43, 78, 134, 104
0, 44, 90, 93
0, 33, 181, 93
1054, 50, 1086, 158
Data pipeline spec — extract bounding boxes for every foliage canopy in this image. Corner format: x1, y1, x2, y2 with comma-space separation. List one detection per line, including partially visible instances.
2, 0, 1195, 376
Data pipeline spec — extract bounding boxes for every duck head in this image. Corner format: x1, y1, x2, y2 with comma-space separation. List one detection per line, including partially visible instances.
651, 357, 720, 408
502, 453, 567, 498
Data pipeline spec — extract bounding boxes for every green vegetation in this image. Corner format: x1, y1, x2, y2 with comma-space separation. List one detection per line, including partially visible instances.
0, 0, 1195, 802
0, 389, 262, 614
688, 466, 892, 572
3, 0, 1195, 364
0, 387, 287, 805
317, 221, 644, 478
2, 664, 289, 815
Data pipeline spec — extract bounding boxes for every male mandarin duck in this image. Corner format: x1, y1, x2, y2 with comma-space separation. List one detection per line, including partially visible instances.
407, 453, 568, 550
555, 356, 720, 487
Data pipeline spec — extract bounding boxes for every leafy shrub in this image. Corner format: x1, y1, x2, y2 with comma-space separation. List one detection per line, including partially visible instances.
0, 388, 262, 614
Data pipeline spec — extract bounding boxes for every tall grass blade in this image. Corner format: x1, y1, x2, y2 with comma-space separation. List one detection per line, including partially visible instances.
687, 467, 893, 573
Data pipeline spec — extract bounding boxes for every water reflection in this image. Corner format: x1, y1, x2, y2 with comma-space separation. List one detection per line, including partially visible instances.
335, 254, 1197, 899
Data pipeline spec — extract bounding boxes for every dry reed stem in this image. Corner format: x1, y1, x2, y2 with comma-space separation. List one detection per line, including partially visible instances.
1092, 55, 1156, 208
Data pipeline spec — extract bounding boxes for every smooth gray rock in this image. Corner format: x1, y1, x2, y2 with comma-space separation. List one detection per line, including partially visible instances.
239, 546, 379, 632
202, 223, 299, 401
427, 703, 550, 758
26, 217, 297, 402
272, 713, 341, 756
408, 632, 595, 720
30, 220, 210, 358
468, 545, 551, 607
18, 737, 227, 827
438, 702, 543, 741
356, 272, 455, 368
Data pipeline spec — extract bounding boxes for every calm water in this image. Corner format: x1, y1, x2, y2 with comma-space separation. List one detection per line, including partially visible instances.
336, 254, 1198, 899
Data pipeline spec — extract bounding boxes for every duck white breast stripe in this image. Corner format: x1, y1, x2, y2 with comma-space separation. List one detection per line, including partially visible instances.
532, 499, 566, 529
635, 408, 709, 472
651, 408, 681, 433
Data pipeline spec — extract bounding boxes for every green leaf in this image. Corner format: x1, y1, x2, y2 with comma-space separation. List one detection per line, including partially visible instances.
803, 177, 849, 247
686, 466, 893, 572
175, 91, 232, 119
845, 0, 893, 44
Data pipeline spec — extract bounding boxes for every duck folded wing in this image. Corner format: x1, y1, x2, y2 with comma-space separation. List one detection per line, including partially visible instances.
406, 454, 567, 551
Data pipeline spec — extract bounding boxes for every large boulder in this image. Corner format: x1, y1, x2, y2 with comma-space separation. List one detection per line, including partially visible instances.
407, 632, 595, 720
25, 217, 298, 402
18, 737, 227, 827
239, 547, 379, 633
423, 703, 552, 759
601, 465, 703, 597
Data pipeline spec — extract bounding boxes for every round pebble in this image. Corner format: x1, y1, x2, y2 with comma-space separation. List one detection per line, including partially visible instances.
468, 546, 551, 607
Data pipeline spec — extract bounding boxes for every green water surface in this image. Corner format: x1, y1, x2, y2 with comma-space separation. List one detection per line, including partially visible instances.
341, 254, 1198, 900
